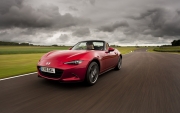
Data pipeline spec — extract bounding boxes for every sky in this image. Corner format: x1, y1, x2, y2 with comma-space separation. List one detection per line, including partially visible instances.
0, 0, 180, 46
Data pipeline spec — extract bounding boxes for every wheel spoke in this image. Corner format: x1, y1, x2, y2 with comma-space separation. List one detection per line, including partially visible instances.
86, 62, 99, 85
118, 58, 121, 68
89, 65, 98, 83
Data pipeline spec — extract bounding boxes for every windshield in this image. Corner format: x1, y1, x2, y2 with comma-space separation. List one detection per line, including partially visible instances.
71, 41, 105, 50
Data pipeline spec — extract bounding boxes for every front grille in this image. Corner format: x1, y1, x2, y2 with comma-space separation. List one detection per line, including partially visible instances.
37, 66, 63, 79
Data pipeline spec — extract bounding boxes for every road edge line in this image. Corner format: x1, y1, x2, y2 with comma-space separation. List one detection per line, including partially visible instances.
0, 72, 37, 81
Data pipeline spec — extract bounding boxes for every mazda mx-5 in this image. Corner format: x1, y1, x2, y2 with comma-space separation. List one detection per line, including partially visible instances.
37, 40, 122, 85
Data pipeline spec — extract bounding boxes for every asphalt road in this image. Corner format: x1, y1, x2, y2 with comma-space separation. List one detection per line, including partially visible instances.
1, 49, 180, 113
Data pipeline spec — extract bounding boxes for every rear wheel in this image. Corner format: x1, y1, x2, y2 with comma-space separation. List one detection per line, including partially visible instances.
115, 57, 122, 70
85, 62, 99, 86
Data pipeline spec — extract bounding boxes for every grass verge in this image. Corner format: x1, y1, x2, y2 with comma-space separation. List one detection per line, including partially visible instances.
153, 46, 180, 53
0, 53, 44, 79
115, 47, 137, 54
0, 46, 70, 55
146, 47, 156, 52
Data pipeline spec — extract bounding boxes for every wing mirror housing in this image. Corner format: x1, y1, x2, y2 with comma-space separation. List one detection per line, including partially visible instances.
69, 47, 72, 50
106, 47, 115, 53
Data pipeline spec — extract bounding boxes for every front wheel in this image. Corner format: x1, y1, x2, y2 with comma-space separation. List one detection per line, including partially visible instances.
115, 57, 122, 70
85, 62, 99, 86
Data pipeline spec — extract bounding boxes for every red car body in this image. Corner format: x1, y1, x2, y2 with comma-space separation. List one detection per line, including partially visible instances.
37, 40, 122, 85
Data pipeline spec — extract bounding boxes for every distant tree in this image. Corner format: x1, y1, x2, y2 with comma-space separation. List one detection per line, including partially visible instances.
110, 45, 115, 47
161, 45, 171, 47
29, 44, 34, 46
0, 41, 35, 46
135, 44, 139, 48
20, 43, 29, 46
0, 41, 19, 45
171, 39, 180, 46
110, 45, 120, 47
52, 44, 58, 46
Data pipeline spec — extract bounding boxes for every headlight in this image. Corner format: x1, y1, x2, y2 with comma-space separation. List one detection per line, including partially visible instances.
64, 60, 83, 65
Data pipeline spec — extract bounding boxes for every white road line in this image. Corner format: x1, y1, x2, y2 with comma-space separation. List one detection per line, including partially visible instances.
0, 72, 37, 81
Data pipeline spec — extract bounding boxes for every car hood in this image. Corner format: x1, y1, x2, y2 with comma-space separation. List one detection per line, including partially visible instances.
41, 50, 90, 61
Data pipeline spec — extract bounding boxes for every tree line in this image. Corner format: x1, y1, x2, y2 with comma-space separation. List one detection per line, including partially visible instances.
0, 41, 33, 46
0, 41, 66, 46
171, 39, 180, 46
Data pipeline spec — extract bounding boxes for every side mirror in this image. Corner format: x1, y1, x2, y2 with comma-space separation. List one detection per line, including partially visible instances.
109, 47, 114, 52
106, 47, 114, 53
69, 47, 72, 50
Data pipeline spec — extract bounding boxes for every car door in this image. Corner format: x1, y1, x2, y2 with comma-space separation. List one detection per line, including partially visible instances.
93, 41, 109, 72
105, 43, 118, 69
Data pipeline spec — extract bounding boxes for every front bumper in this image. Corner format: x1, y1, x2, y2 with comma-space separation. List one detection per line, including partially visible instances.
37, 61, 88, 82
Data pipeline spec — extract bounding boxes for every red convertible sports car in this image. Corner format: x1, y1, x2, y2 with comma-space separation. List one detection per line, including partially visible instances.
37, 40, 122, 85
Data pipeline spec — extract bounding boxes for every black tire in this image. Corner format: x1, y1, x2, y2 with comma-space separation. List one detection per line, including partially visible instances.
115, 57, 122, 70
85, 62, 99, 86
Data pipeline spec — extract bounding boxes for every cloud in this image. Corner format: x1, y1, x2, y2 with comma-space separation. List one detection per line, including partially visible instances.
1, 0, 180, 46
98, 21, 129, 32
89, 0, 95, 5
59, 34, 70, 41
69, 6, 78, 11
0, 0, 90, 29
0, 31, 8, 36
0, 0, 23, 14
129, 8, 180, 37
72, 27, 90, 37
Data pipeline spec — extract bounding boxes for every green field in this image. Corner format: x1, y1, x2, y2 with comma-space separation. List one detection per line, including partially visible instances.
0, 46, 70, 55
0, 46, 137, 79
146, 47, 156, 52
115, 47, 137, 54
0, 54, 44, 78
153, 46, 180, 53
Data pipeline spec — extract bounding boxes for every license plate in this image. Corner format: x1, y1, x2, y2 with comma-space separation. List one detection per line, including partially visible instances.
41, 67, 55, 73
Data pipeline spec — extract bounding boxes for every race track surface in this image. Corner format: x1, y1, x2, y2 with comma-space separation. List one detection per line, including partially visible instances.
1, 49, 180, 113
